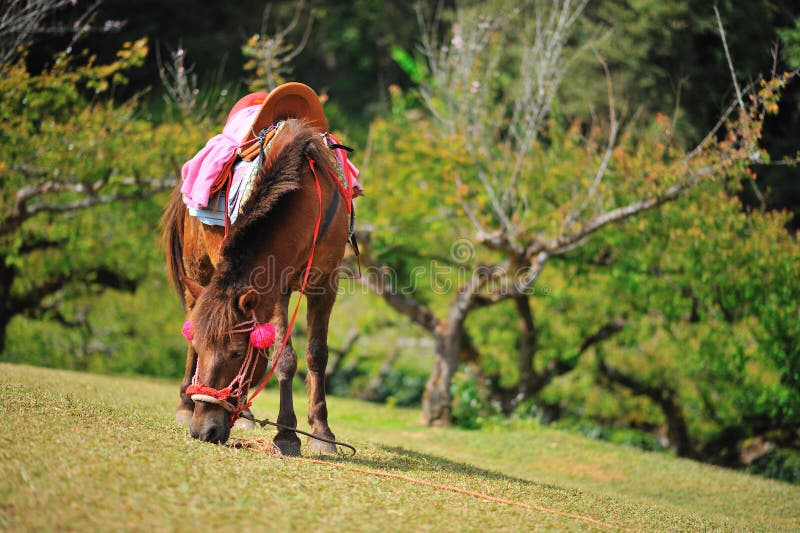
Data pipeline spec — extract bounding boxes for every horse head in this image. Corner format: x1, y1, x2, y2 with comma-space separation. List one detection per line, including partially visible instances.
183, 279, 273, 444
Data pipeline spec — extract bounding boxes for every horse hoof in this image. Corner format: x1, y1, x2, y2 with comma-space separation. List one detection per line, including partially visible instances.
274, 438, 301, 457
175, 408, 193, 426
307, 437, 338, 455
233, 417, 256, 430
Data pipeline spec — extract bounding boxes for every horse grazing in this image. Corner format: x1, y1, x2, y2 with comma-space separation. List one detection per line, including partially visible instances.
161, 119, 349, 454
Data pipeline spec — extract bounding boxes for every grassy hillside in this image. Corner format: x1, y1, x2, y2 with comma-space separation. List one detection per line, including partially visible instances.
1, 363, 797, 531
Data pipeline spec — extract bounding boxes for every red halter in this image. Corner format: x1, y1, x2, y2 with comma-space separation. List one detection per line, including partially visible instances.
184, 314, 276, 418
183, 155, 328, 425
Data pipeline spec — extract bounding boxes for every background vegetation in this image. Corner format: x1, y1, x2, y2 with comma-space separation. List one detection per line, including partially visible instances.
2, 0, 799, 484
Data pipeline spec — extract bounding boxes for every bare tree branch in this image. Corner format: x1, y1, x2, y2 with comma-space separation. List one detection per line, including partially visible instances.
714, 6, 745, 116
1, 0, 71, 61
504, 0, 590, 211
327, 328, 360, 377
565, 50, 620, 229
282, 5, 315, 63
358, 261, 441, 334
488, 315, 626, 409
1, 175, 174, 237
0, 0, 124, 63
244, 0, 315, 91
527, 316, 626, 394
597, 356, 692, 456
577, 317, 626, 354
529, 169, 707, 259
17, 235, 64, 255
359, 347, 400, 401
7, 266, 138, 317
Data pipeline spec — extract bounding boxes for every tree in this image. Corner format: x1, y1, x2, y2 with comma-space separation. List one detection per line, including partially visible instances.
582, 183, 800, 462
358, 0, 794, 428
0, 38, 207, 354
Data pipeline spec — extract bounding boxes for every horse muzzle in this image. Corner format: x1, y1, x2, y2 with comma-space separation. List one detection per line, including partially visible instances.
189, 402, 231, 444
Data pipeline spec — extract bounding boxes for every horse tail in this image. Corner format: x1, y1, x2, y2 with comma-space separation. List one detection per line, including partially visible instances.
161, 184, 187, 309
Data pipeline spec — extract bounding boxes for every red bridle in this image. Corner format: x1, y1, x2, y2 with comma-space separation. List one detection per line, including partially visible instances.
183, 155, 332, 426
184, 315, 276, 421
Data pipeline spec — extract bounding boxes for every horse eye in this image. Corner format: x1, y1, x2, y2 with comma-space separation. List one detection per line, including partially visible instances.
231, 351, 245, 360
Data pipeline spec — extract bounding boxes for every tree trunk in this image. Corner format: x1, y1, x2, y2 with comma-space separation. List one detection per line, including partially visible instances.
0, 318, 7, 355
598, 358, 694, 457
658, 392, 692, 458
0, 261, 14, 354
422, 325, 462, 425
514, 295, 538, 400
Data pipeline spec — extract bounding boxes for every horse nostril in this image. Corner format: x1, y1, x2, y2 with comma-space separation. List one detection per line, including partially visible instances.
189, 404, 231, 444
200, 423, 230, 444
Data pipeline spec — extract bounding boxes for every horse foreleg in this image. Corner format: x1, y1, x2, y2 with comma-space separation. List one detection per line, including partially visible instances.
305, 280, 338, 454
272, 291, 301, 456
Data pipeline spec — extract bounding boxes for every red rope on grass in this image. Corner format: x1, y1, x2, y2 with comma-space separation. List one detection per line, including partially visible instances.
290, 457, 635, 532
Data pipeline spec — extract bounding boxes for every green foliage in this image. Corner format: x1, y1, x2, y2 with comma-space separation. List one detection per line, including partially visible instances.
575, 1, 796, 133
749, 449, 800, 484
570, 1, 800, 230
552, 418, 664, 453
390, 46, 427, 84
545, 179, 800, 457
450, 367, 497, 429
779, 18, 800, 70
0, 41, 211, 375
364, 49, 798, 458
3, 0, 798, 481
369, 369, 427, 407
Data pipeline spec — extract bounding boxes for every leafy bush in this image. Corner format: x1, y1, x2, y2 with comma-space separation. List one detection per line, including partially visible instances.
0, 41, 212, 374
374, 369, 427, 407
749, 449, 800, 484
450, 368, 498, 429
553, 418, 665, 453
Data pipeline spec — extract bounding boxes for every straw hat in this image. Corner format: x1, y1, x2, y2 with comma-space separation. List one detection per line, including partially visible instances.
240, 82, 328, 143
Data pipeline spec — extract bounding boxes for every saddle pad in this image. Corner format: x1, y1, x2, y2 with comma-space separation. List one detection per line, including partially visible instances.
187, 158, 258, 226
188, 122, 287, 227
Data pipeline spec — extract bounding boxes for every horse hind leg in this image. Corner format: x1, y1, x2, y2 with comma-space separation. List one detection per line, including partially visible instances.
304, 279, 339, 454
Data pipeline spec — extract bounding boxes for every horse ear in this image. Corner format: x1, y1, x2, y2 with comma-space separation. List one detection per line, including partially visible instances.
238, 289, 259, 315
182, 276, 205, 301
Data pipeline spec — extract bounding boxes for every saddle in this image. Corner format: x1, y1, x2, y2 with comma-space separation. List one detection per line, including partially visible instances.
210, 83, 329, 195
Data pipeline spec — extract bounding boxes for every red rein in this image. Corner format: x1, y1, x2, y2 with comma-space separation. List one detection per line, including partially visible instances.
183, 155, 328, 425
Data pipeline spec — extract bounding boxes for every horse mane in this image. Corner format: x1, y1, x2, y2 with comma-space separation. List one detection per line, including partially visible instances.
221, 119, 329, 263
193, 118, 336, 344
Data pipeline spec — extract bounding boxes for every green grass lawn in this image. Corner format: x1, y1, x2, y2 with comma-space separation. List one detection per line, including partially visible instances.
1, 363, 797, 531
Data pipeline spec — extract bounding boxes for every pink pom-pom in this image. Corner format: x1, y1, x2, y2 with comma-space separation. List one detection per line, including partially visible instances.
181, 320, 194, 341
250, 323, 276, 349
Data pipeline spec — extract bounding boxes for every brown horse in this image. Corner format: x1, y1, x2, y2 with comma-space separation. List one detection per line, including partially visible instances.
161, 119, 349, 454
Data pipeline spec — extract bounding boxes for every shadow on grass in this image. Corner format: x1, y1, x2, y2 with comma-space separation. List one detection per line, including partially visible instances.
312, 444, 562, 492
